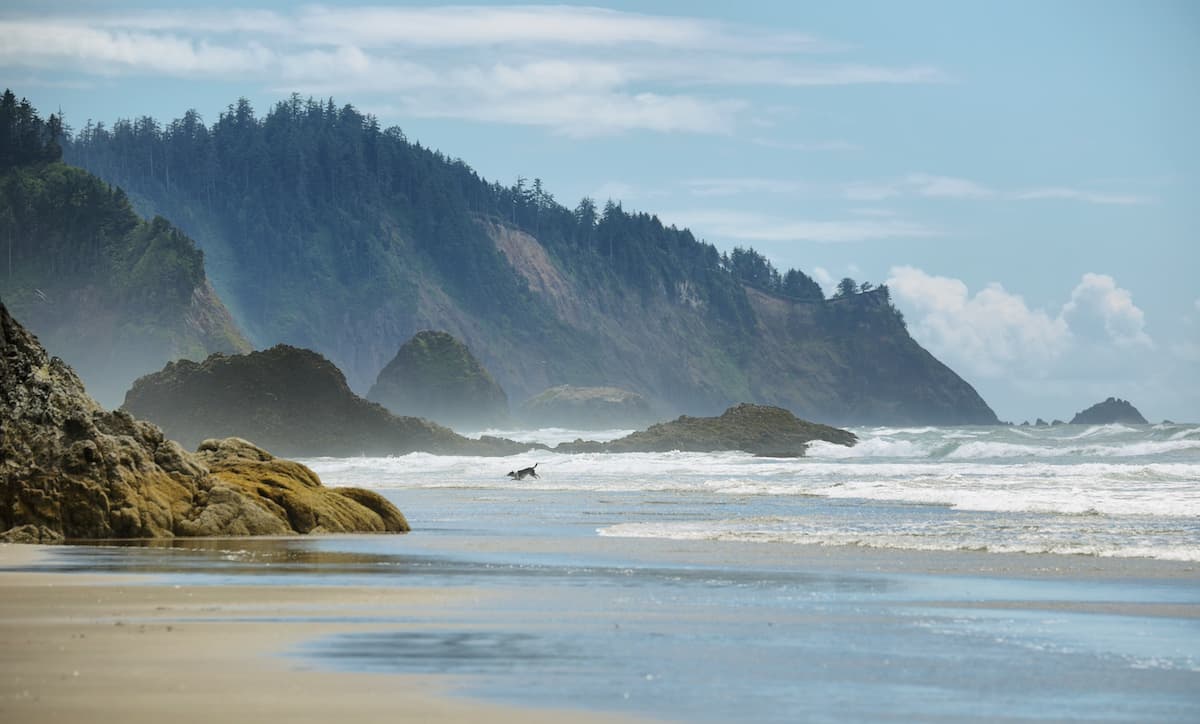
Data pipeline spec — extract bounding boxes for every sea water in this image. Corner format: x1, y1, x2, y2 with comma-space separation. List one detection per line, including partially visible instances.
308, 422, 1200, 562
35, 423, 1200, 722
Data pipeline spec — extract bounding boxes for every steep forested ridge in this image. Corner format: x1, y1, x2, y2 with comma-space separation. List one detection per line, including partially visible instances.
0, 90, 249, 405
64, 93, 997, 424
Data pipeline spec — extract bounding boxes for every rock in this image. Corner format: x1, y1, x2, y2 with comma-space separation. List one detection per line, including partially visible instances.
368, 331, 510, 431
0, 524, 64, 544
1, 302, 408, 540
555, 403, 856, 456
1070, 397, 1148, 425
194, 438, 409, 534
123, 345, 536, 457
1035, 418, 1049, 427
517, 385, 659, 430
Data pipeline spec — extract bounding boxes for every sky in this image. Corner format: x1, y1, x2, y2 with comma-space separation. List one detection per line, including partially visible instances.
3, 0, 1198, 423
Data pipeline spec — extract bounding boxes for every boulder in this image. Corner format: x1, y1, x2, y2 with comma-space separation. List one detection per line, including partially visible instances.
1070, 397, 1148, 425
517, 385, 659, 430
368, 331, 509, 430
123, 345, 536, 457
0, 302, 408, 541
555, 403, 856, 456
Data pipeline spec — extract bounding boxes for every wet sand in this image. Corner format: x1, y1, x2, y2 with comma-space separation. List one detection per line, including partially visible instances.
0, 544, 646, 724
3, 538, 1197, 723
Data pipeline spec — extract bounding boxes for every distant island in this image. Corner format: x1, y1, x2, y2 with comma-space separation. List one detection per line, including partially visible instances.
1070, 397, 1148, 425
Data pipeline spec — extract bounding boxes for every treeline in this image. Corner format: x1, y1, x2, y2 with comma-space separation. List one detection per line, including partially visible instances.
0, 91, 203, 322
63, 94, 830, 331
0, 90, 64, 170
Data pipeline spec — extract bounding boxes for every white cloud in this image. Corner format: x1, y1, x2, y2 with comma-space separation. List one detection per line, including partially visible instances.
812, 266, 836, 295
886, 267, 1153, 382
886, 266, 1069, 378
664, 210, 939, 243
0, 6, 948, 137
684, 177, 808, 197
1062, 273, 1152, 347
591, 182, 637, 203
843, 173, 1153, 206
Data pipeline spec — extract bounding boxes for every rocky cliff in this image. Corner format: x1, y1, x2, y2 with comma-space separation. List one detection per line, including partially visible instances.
0, 303, 407, 541
368, 330, 510, 430
123, 345, 535, 457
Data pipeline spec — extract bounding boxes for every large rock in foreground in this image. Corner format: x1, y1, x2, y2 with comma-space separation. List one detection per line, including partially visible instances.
555, 403, 856, 457
368, 330, 510, 431
1070, 397, 1148, 425
124, 345, 535, 457
0, 303, 408, 540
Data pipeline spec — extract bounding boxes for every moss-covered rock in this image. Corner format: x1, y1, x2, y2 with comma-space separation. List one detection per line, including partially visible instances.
517, 385, 659, 430
368, 331, 510, 431
1069, 397, 1148, 425
123, 345, 536, 457
555, 403, 856, 456
0, 302, 407, 540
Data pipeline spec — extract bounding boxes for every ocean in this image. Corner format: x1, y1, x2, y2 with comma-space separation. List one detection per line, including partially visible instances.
31, 423, 1200, 722
310, 422, 1200, 562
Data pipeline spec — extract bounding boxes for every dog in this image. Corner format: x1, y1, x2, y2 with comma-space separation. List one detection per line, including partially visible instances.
506, 463, 539, 480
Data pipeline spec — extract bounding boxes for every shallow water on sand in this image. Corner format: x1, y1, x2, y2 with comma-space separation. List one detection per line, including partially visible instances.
18, 423, 1200, 722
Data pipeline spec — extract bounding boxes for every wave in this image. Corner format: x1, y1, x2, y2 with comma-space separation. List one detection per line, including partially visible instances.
597, 520, 1200, 562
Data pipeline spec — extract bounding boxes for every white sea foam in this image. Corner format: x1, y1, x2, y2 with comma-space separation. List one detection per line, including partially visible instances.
301, 423, 1200, 562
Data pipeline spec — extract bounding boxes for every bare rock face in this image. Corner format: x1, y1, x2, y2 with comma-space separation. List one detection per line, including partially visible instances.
0, 303, 408, 540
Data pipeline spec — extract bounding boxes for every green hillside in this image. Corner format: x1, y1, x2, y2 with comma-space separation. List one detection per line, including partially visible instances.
0, 90, 249, 406
63, 93, 996, 425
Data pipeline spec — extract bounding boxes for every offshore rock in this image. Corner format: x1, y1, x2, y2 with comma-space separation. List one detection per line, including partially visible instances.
517, 385, 659, 430
1070, 397, 1148, 425
0, 303, 408, 540
123, 345, 535, 457
555, 403, 856, 457
369, 330, 510, 431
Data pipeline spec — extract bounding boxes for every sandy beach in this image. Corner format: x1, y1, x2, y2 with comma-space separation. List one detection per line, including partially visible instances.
3, 523, 1198, 723
0, 544, 647, 724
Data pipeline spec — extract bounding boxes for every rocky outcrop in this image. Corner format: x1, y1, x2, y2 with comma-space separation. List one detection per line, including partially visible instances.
368, 331, 510, 431
0, 303, 408, 540
517, 385, 659, 429
555, 403, 857, 457
123, 345, 535, 457
1070, 397, 1148, 425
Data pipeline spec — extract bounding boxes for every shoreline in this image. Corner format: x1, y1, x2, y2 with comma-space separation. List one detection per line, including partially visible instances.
3, 536, 1197, 723
0, 543, 648, 724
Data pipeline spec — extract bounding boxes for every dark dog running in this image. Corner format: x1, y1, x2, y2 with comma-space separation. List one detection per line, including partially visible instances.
507, 463, 539, 480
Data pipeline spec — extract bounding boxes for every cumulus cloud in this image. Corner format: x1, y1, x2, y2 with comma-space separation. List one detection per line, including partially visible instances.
886, 266, 1069, 378
886, 267, 1153, 382
0, 6, 948, 136
1062, 273, 1152, 347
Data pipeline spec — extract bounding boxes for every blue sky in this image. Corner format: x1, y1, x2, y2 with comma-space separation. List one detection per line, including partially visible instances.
3, 1, 1197, 422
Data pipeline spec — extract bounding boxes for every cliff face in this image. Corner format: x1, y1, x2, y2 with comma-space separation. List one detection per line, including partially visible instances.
0, 303, 407, 541
368, 330, 510, 430
0, 161, 250, 408
64, 97, 998, 426
123, 345, 535, 457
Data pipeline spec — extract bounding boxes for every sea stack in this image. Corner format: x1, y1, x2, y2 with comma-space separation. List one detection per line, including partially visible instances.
368, 330, 510, 430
